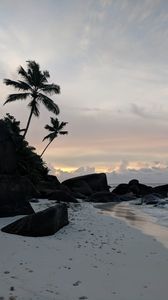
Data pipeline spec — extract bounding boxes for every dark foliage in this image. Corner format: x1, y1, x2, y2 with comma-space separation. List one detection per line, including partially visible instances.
3, 113, 49, 184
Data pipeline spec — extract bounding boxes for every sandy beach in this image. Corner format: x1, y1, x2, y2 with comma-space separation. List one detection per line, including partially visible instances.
1, 200, 168, 300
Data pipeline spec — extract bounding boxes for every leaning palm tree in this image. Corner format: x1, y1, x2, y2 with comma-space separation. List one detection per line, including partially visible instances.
4, 60, 60, 138
40, 117, 68, 157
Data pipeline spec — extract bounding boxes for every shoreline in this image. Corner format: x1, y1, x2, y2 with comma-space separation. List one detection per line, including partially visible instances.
96, 201, 168, 249
0, 200, 168, 299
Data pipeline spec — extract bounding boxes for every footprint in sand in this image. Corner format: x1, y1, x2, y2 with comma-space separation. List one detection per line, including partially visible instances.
73, 280, 82, 286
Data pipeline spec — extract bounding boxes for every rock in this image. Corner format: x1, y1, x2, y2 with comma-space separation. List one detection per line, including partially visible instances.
66, 180, 93, 196
0, 175, 38, 202
62, 173, 109, 196
137, 183, 152, 196
44, 175, 61, 187
128, 180, 140, 196
0, 120, 17, 174
152, 184, 168, 197
0, 201, 34, 218
48, 190, 78, 203
128, 179, 152, 196
119, 192, 137, 201
71, 191, 88, 200
128, 179, 139, 185
142, 194, 161, 205
112, 184, 129, 195
30, 199, 39, 203
60, 184, 72, 193
37, 175, 61, 197
112, 180, 152, 197
88, 191, 121, 203
0, 175, 36, 217
1, 204, 69, 237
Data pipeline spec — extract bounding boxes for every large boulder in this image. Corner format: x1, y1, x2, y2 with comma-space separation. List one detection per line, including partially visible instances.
48, 190, 78, 203
88, 191, 121, 203
152, 184, 168, 197
66, 180, 93, 196
62, 173, 109, 196
1, 204, 69, 237
0, 175, 36, 217
112, 180, 152, 197
112, 183, 129, 195
37, 175, 61, 198
128, 179, 152, 196
0, 201, 34, 218
119, 192, 137, 201
0, 120, 17, 174
0, 175, 38, 202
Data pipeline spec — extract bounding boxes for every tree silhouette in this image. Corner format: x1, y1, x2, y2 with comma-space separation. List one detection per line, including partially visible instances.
40, 117, 68, 157
4, 60, 60, 138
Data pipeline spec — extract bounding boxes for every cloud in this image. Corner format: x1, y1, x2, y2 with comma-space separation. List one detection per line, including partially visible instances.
100, 0, 112, 7
107, 160, 168, 185
107, 166, 168, 185
53, 161, 168, 185
130, 103, 168, 122
55, 166, 95, 182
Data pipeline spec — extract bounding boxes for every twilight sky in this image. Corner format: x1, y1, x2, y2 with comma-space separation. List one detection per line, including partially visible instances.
1, 0, 168, 183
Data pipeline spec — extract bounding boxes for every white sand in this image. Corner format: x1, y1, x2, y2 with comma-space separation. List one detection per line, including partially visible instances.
0, 200, 168, 300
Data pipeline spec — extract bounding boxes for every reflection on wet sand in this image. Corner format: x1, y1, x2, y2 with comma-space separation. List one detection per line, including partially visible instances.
96, 202, 168, 249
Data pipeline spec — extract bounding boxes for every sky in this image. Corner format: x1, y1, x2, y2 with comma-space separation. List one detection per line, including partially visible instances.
1, 0, 168, 183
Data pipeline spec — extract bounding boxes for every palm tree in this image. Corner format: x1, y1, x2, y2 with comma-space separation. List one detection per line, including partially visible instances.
40, 117, 68, 157
3, 60, 60, 139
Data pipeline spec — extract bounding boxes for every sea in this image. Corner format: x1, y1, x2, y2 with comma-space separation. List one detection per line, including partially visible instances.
108, 182, 168, 227
101, 182, 168, 248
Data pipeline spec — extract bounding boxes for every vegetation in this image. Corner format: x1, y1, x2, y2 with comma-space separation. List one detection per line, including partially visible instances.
4, 60, 60, 138
3, 113, 49, 183
41, 117, 68, 157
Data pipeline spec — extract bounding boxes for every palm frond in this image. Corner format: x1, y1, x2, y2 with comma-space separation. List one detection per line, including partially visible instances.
18, 66, 32, 84
44, 124, 55, 132
4, 93, 30, 104
40, 83, 60, 95
27, 60, 42, 86
42, 132, 56, 142
50, 117, 59, 127
43, 70, 50, 78
38, 93, 60, 114
27, 61, 49, 86
18, 80, 32, 90
4, 79, 31, 91
28, 100, 40, 117
58, 121, 68, 130
59, 130, 68, 135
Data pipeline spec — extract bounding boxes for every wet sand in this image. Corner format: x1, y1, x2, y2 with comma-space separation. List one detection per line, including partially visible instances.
96, 202, 168, 249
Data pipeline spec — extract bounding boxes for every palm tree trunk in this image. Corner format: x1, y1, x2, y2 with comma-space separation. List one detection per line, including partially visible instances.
40, 139, 54, 157
23, 107, 34, 139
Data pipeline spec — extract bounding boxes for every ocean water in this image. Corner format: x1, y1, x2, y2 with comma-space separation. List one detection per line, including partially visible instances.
134, 201, 168, 228
109, 182, 168, 229
98, 201, 168, 249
